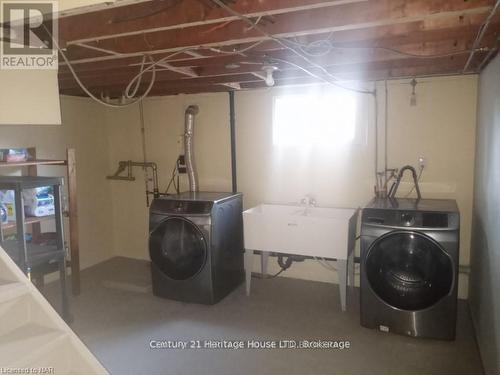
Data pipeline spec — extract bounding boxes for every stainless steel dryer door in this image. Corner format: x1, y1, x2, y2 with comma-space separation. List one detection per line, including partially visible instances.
149, 217, 208, 281
365, 231, 453, 311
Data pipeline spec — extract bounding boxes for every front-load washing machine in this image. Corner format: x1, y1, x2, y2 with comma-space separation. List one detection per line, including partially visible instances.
149, 192, 245, 305
360, 198, 460, 340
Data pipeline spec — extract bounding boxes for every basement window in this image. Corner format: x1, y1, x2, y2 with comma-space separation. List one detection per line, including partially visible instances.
273, 92, 357, 148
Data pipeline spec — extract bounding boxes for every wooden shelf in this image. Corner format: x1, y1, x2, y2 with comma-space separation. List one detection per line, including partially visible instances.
1, 215, 55, 230
0, 159, 67, 168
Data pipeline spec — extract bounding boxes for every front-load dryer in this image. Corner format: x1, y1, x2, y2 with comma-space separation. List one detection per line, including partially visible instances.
149, 192, 245, 305
360, 198, 460, 340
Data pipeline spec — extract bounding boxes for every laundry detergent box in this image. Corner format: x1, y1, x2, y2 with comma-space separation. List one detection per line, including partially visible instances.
23, 187, 55, 217
0, 148, 29, 162
1, 203, 7, 224
0, 190, 16, 221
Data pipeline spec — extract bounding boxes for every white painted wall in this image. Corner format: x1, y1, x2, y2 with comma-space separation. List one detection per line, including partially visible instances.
0, 96, 114, 269
469, 54, 500, 375
385, 76, 478, 297
0, 70, 61, 125
104, 94, 231, 260
104, 75, 477, 299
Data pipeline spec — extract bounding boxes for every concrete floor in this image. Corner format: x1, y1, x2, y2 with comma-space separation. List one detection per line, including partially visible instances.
43, 257, 483, 375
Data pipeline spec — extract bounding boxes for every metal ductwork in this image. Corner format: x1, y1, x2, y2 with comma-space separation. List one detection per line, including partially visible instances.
184, 105, 200, 192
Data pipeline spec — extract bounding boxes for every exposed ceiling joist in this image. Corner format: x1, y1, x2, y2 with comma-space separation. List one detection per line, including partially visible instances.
59, 51, 488, 96
57, 0, 154, 18
156, 62, 199, 77
61, 0, 366, 45
58, 12, 500, 76
56, 0, 500, 97
59, 29, 495, 87
221, 82, 242, 90
62, 0, 493, 65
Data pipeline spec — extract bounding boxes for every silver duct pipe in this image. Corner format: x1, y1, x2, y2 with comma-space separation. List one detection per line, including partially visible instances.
184, 105, 200, 192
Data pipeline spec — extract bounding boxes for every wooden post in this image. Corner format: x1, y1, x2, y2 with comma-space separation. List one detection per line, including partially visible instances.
67, 149, 81, 295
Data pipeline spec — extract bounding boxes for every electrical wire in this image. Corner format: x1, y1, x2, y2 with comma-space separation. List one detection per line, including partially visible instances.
329, 45, 471, 59
463, 0, 500, 73
209, 0, 375, 95
164, 158, 182, 194
139, 100, 151, 205
122, 41, 268, 99
164, 163, 179, 194
209, 40, 265, 55
245, 15, 262, 32
278, 29, 471, 60
123, 48, 197, 98
210, 0, 476, 63
127, 55, 147, 98
43, 23, 158, 108
268, 57, 374, 94
292, 33, 337, 57
260, 254, 293, 279
58, 0, 466, 106
111, 0, 183, 24
59, 39, 263, 107
267, 268, 286, 279
174, 158, 181, 194
54, 33, 265, 107
55, 0, 488, 106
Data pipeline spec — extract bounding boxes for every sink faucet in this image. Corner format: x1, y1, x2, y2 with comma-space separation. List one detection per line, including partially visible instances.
300, 195, 316, 207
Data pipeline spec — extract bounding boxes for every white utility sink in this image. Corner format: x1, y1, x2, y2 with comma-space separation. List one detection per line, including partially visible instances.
243, 203, 359, 311
243, 204, 357, 259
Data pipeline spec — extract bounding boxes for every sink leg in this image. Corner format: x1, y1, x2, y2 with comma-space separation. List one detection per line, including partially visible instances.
261, 251, 269, 278
337, 259, 348, 312
348, 250, 355, 287
244, 249, 253, 296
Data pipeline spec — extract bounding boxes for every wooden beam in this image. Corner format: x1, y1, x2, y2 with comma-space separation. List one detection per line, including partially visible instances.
60, 55, 474, 97
57, 0, 156, 18
60, 83, 233, 97
60, 0, 366, 45
55, 0, 500, 96
221, 82, 242, 90
71, 42, 201, 78
240, 64, 474, 89
59, 32, 489, 91
57, 13, 499, 76
59, 52, 486, 96
156, 62, 199, 77
60, 0, 493, 64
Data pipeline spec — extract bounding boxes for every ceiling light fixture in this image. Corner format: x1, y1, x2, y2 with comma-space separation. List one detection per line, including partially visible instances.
262, 65, 278, 87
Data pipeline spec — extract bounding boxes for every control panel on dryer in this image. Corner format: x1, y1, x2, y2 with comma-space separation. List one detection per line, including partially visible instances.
150, 198, 213, 215
363, 210, 458, 229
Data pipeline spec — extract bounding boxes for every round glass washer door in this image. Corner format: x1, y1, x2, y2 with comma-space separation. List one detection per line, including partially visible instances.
149, 217, 207, 281
365, 231, 453, 311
